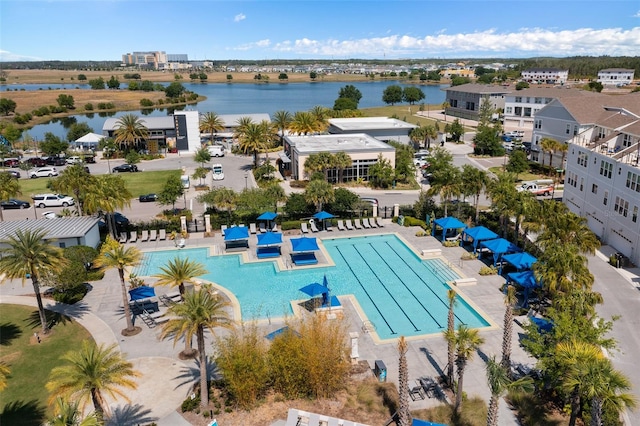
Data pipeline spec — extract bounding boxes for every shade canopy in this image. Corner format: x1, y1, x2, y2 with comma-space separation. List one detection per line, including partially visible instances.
503, 252, 537, 271
413, 420, 448, 426
462, 226, 499, 253
257, 211, 278, 221
507, 270, 539, 289
290, 236, 319, 252
129, 285, 156, 301
313, 211, 335, 220
480, 238, 522, 265
75, 132, 104, 143
223, 226, 249, 241
256, 232, 282, 246
433, 216, 467, 241
299, 282, 329, 297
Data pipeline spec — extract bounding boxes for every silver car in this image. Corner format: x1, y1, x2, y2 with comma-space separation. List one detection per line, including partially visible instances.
29, 167, 59, 178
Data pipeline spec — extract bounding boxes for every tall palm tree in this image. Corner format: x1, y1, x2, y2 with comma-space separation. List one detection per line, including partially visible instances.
159, 288, 233, 409
511, 190, 536, 246
0, 229, 66, 334
289, 111, 319, 135
533, 244, 594, 295
272, 110, 292, 145
46, 341, 139, 423
460, 165, 488, 224
199, 111, 225, 142
0, 172, 21, 222
333, 151, 352, 183
83, 175, 132, 238
426, 164, 461, 217
93, 237, 143, 336
441, 101, 451, 121
487, 172, 518, 238
264, 182, 287, 212
501, 285, 517, 372
423, 124, 438, 149
453, 324, 485, 413
236, 122, 267, 167
304, 179, 335, 212
397, 336, 411, 426
204, 187, 238, 225
309, 105, 330, 133
48, 398, 100, 426
113, 113, 148, 151
49, 164, 95, 216
540, 137, 559, 173
446, 289, 457, 388
153, 257, 207, 298
409, 126, 425, 149
537, 209, 600, 255
485, 356, 534, 426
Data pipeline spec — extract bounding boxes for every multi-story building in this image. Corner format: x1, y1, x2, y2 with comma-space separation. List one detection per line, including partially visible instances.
597, 68, 635, 86
444, 84, 509, 121
121, 51, 188, 69
328, 117, 417, 145
503, 87, 590, 128
521, 68, 569, 85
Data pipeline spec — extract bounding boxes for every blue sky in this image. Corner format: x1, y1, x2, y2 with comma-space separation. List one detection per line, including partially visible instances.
1, 0, 639, 61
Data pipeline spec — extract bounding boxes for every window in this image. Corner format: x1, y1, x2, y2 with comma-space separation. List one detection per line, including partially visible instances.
465, 101, 475, 110
534, 97, 542, 104
573, 125, 578, 136
623, 134, 633, 147
579, 178, 584, 191
614, 197, 629, 217
515, 97, 522, 103
566, 124, 571, 135
598, 128, 606, 139
505, 107, 513, 114
604, 191, 608, 206
599, 160, 613, 179
577, 152, 588, 167
627, 172, 640, 192
591, 183, 598, 194
534, 119, 542, 130
633, 206, 638, 223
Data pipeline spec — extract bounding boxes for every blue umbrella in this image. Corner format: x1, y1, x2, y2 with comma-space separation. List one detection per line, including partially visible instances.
224, 226, 249, 241
257, 211, 278, 220
290, 236, 319, 252
313, 211, 334, 220
256, 232, 282, 246
299, 282, 328, 297
129, 285, 156, 301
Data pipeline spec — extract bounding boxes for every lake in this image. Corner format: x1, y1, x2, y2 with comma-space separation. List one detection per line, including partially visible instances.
8, 81, 448, 141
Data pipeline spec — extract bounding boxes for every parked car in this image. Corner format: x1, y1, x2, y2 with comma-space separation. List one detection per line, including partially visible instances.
211, 164, 224, 180
66, 156, 82, 165
1, 199, 31, 209
139, 193, 158, 202
42, 211, 58, 219
99, 212, 130, 229
31, 193, 75, 208
30, 167, 59, 178
112, 164, 139, 173
207, 145, 225, 157
2, 170, 21, 179
45, 156, 67, 166
3, 158, 20, 168
24, 157, 47, 167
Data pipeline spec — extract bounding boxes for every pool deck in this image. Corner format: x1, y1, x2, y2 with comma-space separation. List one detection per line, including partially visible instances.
4, 221, 638, 425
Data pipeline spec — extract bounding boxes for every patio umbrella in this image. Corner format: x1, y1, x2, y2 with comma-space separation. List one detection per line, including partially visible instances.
313, 210, 335, 230
433, 216, 466, 242
299, 282, 328, 297
257, 211, 278, 229
290, 236, 319, 253
223, 226, 249, 241
462, 226, 499, 253
128, 285, 156, 301
256, 232, 282, 247
502, 252, 537, 271
479, 238, 521, 266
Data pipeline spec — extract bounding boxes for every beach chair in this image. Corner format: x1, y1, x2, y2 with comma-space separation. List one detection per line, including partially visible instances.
249, 223, 257, 234
139, 230, 149, 242
221, 225, 228, 236
271, 222, 277, 232
119, 231, 128, 243
259, 222, 267, 233
368, 217, 378, 228
301, 222, 309, 233
158, 229, 166, 240
148, 229, 157, 241
345, 219, 354, 230
337, 220, 346, 231
129, 231, 137, 242
375, 217, 385, 227
446, 232, 462, 242
177, 238, 186, 248
325, 221, 333, 231
362, 218, 372, 229
353, 219, 363, 229
310, 220, 319, 233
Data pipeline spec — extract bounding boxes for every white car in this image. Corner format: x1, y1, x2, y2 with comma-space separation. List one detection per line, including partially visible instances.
31, 193, 75, 208
66, 156, 82, 165
207, 145, 225, 157
42, 211, 58, 219
212, 164, 225, 180
29, 167, 59, 178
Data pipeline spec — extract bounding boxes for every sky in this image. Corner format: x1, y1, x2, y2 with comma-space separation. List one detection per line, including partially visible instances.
1, 0, 639, 62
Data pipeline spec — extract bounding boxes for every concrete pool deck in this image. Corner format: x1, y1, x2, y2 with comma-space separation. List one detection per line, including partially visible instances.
3, 222, 639, 425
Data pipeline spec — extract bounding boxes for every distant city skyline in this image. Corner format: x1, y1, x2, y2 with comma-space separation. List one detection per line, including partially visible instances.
1, 0, 639, 62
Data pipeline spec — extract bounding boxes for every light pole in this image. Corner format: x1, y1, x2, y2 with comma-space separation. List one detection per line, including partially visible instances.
244, 172, 248, 189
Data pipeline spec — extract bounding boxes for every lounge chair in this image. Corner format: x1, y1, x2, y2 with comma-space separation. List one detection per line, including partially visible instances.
249, 223, 257, 234
129, 231, 137, 242
139, 230, 149, 242
310, 220, 319, 233
221, 225, 228, 236
149, 229, 157, 241
301, 222, 309, 233
367, 217, 377, 228
325, 221, 333, 231
259, 222, 267, 233
158, 229, 166, 240
271, 222, 278, 232
345, 219, 354, 230
177, 238, 186, 248
337, 220, 346, 231
409, 383, 426, 401
361, 218, 371, 229
119, 231, 128, 243
375, 217, 385, 227
353, 219, 363, 229
446, 232, 462, 242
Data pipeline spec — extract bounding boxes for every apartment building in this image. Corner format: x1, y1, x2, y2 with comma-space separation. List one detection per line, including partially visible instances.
521, 68, 569, 85
503, 87, 591, 128
444, 84, 509, 121
597, 68, 635, 86
121, 51, 189, 70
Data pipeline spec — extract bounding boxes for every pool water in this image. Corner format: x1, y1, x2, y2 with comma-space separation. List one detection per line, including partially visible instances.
137, 234, 490, 340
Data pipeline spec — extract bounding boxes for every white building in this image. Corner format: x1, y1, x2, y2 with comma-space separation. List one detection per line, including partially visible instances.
597, 68, 635, 86
504, 87, 591, 128
328, 117, 417, 144
521, 68, 569, 85
0, 217, 101, 249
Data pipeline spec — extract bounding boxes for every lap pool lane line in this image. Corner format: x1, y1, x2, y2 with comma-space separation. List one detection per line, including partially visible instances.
349, 243, 421, 333
335, 246, 397, 335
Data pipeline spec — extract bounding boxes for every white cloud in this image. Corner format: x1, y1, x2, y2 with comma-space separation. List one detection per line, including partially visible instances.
265, 27, 640, 58
633, 10, 640, 18
0, 50, 43, 62
233, 39, 271, 51
234, 13, 246, 22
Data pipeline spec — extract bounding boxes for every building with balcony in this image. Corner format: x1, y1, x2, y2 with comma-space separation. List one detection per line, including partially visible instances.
597, 68, 635, 86
521, 68, 569, 85
503, 87, 590, 128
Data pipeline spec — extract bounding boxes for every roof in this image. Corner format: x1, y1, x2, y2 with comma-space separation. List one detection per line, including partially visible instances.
505, 86, 592, 99
522, 68, 567, 73
103, 116, 175, 132
75, 132, 105, 143
445, 83, 511, 95
598, 68, 635, 73
286, 133, 394, 154
547, 92, 640, 125
0, 217, 100, 240
328, 117, 417, 131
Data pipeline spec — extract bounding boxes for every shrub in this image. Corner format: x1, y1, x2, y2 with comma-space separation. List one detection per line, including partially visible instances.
181, 394, 200, 412
84, 103, 94, 111
442, 240, 459, 247
140, 98, 154, 107
52, 283, 88, 305
479, 265, 498, 275
402, 216, 428, 229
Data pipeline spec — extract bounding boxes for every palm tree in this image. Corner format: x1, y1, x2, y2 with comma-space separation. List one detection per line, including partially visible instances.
153, 257, 207, 298
0, 229, 66, 334
49, 164, 95, 216
264, 182, 286, 212
93, 237, 143, 336
426, 164, 461, 217
198, 187, 238, 225
333, 151, 352, 183
537, 209, 600, 255
533, 243, 594, 295
446, 289, 457, 388
309, 105, 330, 133
289, 111, 319, 135
501, 285, 517, 372
304, 179, 335, 212
272, 110, 293, 145
113, 113, 148, 151
487, 173, 518, 238
46, 341, 139, 423
236, 122, 267, 167
83, 175, 132, 238
461, 165, 488, 224
511, 190, 536, 246
441, 101, 451, 121
423, 124, 438, 149
199, 111, 225, 142
48, 398, 100, 426
397, 336, 411, 426
159, 288, 233, 409
540, 137, 559, 173
453, 324, 485, 413
0, 172, 21, 222
485, 356, 534, 426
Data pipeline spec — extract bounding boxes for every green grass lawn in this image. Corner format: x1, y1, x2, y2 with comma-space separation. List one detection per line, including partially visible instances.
0, 304, 93, 425
15, 169, 180, 202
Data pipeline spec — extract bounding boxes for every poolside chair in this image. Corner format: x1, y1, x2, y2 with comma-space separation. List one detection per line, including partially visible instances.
301, 222, 309, 233
446, 232, 462, 242
310, 220, 319, 233
139, 230, 149, 242
271, 222, 277, 232
375, 217, 385, 227
177, 238, 186, 248
337, 220, 346, 231
221, 225, 228, 236
249, 223, 257, 234
118, 231, 128, 243
129, 231, 137, 242
148, 229, 157, 241
345, 219, 354, 230
353, 219, 363, 229
158, 229, 166, 240
259, 222, 267, 233
325, 221, 333, 231
362, 218, 372, 229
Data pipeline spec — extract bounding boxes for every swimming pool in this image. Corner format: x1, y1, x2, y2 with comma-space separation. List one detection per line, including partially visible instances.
136, 234, 490, 340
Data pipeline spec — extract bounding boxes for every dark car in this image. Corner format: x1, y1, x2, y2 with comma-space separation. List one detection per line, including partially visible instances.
24, 157, 47, 167
2, 170, 21, 178
139, 193, 158, 202
112, 164, 139, 173
3, 158, 20, 168
1, 199, 31, 209
99, 212, 130, 230
46, 156, 67, 166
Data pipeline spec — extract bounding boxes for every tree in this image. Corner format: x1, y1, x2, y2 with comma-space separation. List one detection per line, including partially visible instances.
460, 165, 488, 223
289, 111, 322, 135
485, 356, 534, 426
338, 84, 362, 106
113, 114, 148, 151
48, 398, 100, 426
0, 229, 66, 334
427, 164, 461, 217
56, 94, 75, 109
0, 172, 20, 222
397, 336, 411, 426
382, 85, 403, 105
236, 121, 269, 167
198, 187, 238, 224
39, 132, 69, 157
505, 149, 529, 176
49, 164, 94, 216
0, 98, 17, 115
83, 175, 132, 237
304, 179, 334, 212
487, 172, 518, 238
278, 73, 288, 81
158, 174, 184, 211
333, 97, 357, 111
77, 74, 87, 81
501, 285, 517, 372
446, 118, 464, 143
93, 237, 142, 336
160, 288, 233, 409
164, 82, 186, 98
446, 289, 457, 389
540, 137, 559, 171
199, 112, 225, 141
515, 81, 530, 90
309, 71, 317, 80
402, 86, 425, 104
333, 151, 352, 183
272, 110, 292, 145
66, 122, 93, 143
88, 78, 105, 90
389, 141, 415, 183
46, 341, 139, 423
194, 146, 211, 169
441, 101, 451, 121
106, 76, 120, 89
368, 154, 395, 188
452, 325, 485, 413
153, 258, 207, 299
